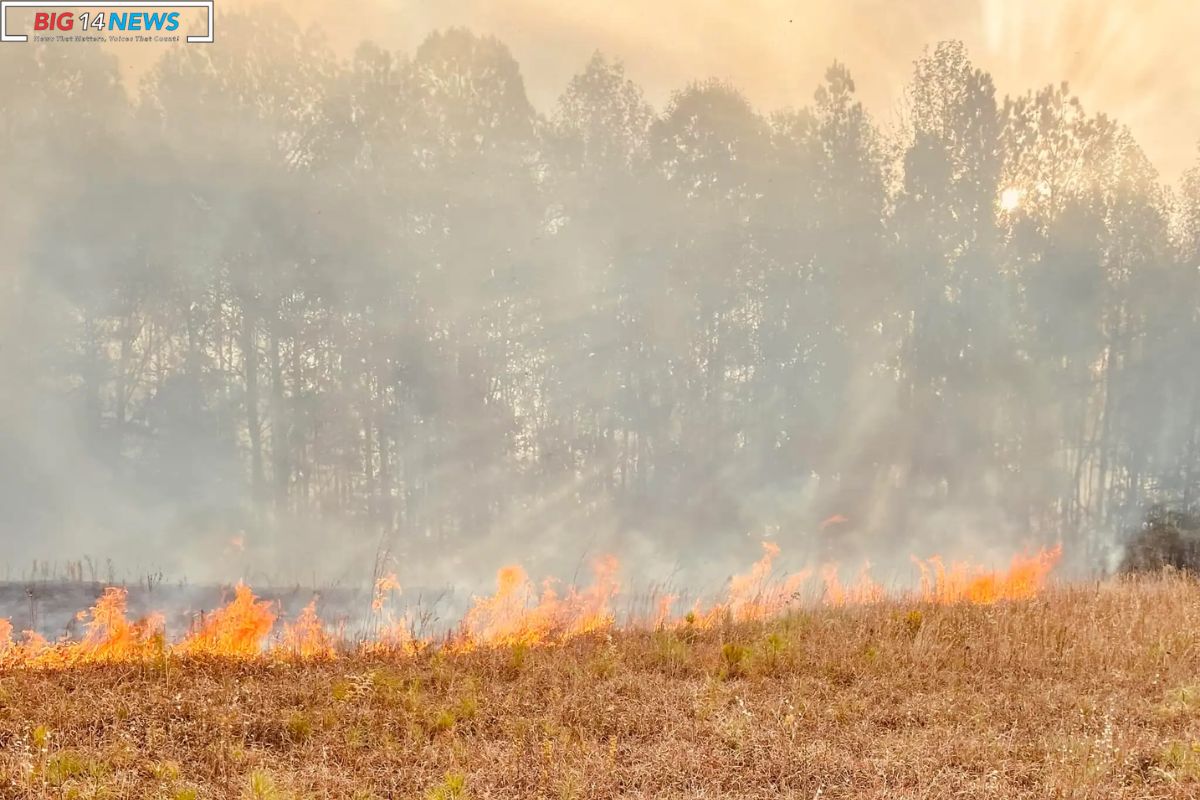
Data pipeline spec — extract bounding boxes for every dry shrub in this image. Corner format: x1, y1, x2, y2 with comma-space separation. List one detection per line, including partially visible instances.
1121, 505, 1200, 573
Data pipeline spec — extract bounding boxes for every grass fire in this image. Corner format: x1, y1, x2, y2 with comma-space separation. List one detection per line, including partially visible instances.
5, 0, 1200, 797
0, 544, 1063, 667
4, 554, 1200, 798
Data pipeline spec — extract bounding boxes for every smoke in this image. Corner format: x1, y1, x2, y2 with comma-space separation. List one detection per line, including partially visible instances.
0, 7, 1198, 607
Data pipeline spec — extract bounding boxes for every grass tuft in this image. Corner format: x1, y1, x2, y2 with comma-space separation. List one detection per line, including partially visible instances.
426, 770, 468, 800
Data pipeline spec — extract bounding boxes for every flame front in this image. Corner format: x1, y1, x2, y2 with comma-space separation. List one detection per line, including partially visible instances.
0, 544, 1064, 670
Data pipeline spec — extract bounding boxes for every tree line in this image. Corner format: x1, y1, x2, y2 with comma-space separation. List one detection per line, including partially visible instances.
2, 11, 1198, 580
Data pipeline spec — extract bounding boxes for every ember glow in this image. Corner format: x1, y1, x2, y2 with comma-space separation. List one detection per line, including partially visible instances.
0, 545, 1063, 669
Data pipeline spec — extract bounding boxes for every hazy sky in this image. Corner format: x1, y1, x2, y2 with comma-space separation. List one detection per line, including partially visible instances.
195, 0, 1199, 184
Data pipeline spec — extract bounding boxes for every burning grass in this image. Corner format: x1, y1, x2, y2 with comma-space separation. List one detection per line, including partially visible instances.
0, 571, 1199, 798
0, 544, 1064, 665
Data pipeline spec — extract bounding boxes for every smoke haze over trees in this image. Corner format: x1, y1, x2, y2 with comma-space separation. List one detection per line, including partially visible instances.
2, 12, 1199, 587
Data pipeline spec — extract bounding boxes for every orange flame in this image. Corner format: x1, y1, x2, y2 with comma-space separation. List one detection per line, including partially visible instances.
562, 555, 620, 638
694, 541, 811, 626
913, 544, 1064, 604
365, 571, 417, 655
74, 587, 165, 662
278, 598, 335, 660
0, 543, 1064, 670
13, 630, 52, 667
821, 562, 885, 606
458, 556, 619, 648
372, 572, 401, 612
179, 582, 276, 657
651, 594, 676, 630
0, 588, 163, 668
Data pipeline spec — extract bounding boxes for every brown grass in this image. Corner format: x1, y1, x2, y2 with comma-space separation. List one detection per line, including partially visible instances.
2, 573, 1200, 799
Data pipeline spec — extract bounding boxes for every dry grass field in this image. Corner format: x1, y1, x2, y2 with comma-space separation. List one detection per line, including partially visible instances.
1, 573, 1200, 799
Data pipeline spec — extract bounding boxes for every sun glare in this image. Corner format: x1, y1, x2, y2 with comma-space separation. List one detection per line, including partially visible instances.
1000, 187, 1023, 212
